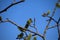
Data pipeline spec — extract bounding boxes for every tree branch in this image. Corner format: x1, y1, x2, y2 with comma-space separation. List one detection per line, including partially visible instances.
57, 18, 60, 40
48, 24, 60, 29
47, 16, 57, 23
2, 18, 44, 39
43, 7, 56, 36
34, 18, 38, 33
0, 0, 25, 14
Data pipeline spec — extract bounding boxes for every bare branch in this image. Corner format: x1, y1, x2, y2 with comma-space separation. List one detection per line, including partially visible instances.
0, 0, 25, 14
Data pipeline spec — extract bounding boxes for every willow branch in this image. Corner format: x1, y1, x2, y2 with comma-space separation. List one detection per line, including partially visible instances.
0, 0, 25, 14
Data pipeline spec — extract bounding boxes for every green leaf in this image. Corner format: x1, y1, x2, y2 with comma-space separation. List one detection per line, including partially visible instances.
42, 13, 47, 17
26, 33, 32, 40
25, 18, 32, 29
47, 10, 50, 15
33, 36, 37, 40
42, 10, 50, 17
16, 32, 24, 39
56, 3, 60, 8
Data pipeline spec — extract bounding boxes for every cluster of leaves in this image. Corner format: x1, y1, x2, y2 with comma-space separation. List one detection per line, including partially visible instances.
24, 34, 36, 40
16, 18, 33, 40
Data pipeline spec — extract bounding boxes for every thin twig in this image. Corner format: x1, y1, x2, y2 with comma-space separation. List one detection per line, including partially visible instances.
25, 32, 28, 37
34, 18, 38, 33
0, 0, 25, 14
48, 24, 60, 29
57, 18, 60, 40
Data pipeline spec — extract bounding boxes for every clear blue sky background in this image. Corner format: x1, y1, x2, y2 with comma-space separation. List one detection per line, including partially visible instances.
0, 0, 60, 40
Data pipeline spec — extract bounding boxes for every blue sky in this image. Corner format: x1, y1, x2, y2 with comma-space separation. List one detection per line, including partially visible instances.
0, 0, 60, 40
